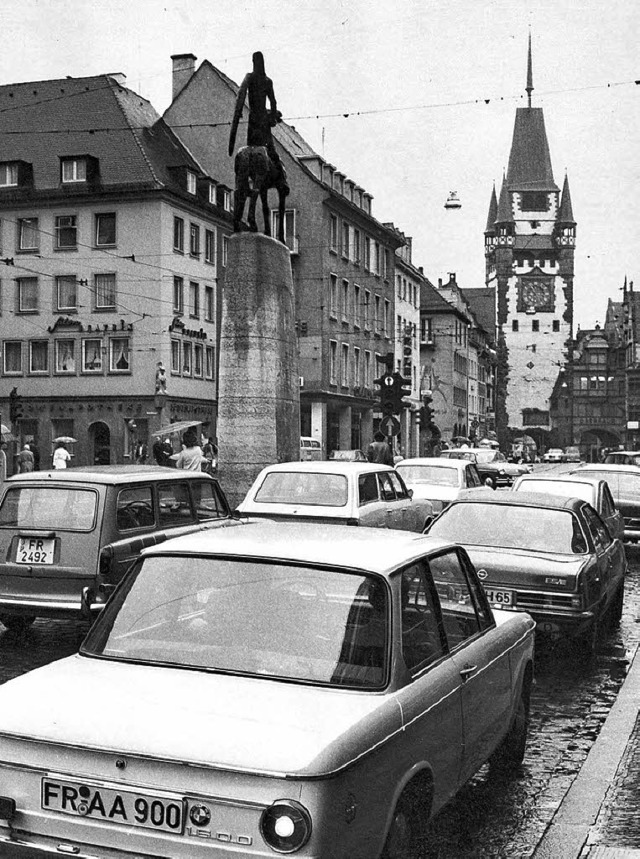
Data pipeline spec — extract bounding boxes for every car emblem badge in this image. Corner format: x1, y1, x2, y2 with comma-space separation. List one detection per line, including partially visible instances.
190, 804, 212, 827
477, 569, 488, 580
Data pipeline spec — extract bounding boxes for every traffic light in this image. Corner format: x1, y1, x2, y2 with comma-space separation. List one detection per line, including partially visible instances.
402, 325, 412, 378
391, 372, 412, 413
374, 371, 396, 416
9, 387, 22, 424
422, 392, 434, 426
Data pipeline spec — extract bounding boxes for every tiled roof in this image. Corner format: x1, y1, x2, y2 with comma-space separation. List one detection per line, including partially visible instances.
461, 288, 496, 339
0, 74, 204, 193
485, 185, 498, 232
506, 108, 559, 191
558, 173, 575, 223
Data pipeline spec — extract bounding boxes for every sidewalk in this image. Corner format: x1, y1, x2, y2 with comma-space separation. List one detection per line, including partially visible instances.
533, 643, 640, 859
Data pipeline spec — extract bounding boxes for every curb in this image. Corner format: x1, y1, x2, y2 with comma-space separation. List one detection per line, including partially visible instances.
532, 642, 640, 859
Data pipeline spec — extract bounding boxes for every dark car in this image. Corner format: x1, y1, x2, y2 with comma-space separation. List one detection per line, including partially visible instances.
439, 448, 530, 487
569, 464, 640, 543
0, 466, 234, 630
426, 489, 627, 652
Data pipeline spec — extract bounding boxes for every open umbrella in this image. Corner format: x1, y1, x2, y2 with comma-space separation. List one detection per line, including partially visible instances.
0, 424, 16, 442
53, 436, 77, 444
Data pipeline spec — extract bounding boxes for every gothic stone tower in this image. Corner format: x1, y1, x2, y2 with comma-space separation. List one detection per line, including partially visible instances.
485, 37, 576, 446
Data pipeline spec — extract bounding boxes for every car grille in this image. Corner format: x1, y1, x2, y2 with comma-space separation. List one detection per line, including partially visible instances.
624, 517, 640, 530
516, 591, 577, 612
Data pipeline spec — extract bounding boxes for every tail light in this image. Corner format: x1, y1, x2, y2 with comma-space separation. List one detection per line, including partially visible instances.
260, 800, 312, 853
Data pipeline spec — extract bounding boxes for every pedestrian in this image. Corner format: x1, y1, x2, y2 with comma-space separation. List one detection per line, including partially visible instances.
174, 431, 205, 471
53, 441, 71, 469
366, 431, 394, 466
28, 440, 40, 471
0, 441, 7, 486
152, 436, 173, 467
202, 437, 218, 474
17, 444, 34, 473
134, 440, 148, 464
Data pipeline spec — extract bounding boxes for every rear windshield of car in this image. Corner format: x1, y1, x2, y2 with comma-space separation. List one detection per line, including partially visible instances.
82, 558, 389, 689
254, 471, 348, 507
515, 479, 595, 506
396, 465, 459, 487
604, 453, 640, 466
583, 471, 640, 501
428, 502, 587, 554
0, 486, 98, 531
474, 450, 505, 463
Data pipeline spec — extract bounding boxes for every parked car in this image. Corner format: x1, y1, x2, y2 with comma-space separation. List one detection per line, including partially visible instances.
328, 449, 368, 462
563, 446, 582, 463
0, 521, 535, 858
0, 466, 233, 631
512, 473, 624, 542
569, 464, 640, 543
237, 461, 435, 531
395, 457, 488, 515
438, 448, 530, 487
426, 489, 627, 652
602, 450, 640, 467
299, 436, 322, 461
542, 448, 564, 463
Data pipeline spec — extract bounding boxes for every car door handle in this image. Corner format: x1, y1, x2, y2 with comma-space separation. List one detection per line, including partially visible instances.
459, 664, 478, 680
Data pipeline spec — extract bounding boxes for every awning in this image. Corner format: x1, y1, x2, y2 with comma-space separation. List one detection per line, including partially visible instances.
150, 420, 202, 439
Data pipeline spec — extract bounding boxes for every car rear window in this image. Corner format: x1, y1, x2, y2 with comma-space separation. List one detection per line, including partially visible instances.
83, 559, 389, 689
396, 465, 459, 487
254, 472, 348, 507
0, 486, 98, 531
428, 502, 587, 554
515, 479, 595, 505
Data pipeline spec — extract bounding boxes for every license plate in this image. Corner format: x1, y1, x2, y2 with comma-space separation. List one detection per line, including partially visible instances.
484, 588, 514, 607
17, 537, 55, 565
42, 778, 185, 834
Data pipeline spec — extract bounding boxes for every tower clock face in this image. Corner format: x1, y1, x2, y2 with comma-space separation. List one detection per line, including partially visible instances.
520, 278, 553, 309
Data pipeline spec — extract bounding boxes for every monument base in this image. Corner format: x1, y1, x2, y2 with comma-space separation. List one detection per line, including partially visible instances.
217, 232, 300, 509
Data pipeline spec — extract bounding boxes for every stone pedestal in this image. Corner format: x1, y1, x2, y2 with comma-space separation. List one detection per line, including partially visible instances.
217, 233, 300, 509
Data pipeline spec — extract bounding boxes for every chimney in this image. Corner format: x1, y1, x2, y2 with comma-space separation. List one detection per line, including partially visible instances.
438, 278, 442, 288
448, 272, 456, 285
171, 54, 197, 99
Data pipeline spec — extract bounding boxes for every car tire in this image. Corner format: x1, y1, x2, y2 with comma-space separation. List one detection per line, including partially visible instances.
381, 781, 431, 859
489, 684, 529, 775
607, 583, 625, 628
0, 614, 36, 633
578, 610, 601, 658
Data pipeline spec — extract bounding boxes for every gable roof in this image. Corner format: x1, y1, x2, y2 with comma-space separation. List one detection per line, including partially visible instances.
461, 287, 496, 339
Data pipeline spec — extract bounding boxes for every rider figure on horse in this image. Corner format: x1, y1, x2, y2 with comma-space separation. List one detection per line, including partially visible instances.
229, 51, 282, 163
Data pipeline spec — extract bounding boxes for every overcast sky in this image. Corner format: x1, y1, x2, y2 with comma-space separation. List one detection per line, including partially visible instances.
3, 0, 638, 329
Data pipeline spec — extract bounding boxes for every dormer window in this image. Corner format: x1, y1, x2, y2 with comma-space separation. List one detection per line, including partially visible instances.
222, 189, 232, 212
186, 171, 197, 195
208, 182, 217, 205
0, 163, 18, 187
61, 158, 87, 183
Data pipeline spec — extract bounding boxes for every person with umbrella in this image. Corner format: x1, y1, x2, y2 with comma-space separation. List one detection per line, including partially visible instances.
53, 441, 71, 469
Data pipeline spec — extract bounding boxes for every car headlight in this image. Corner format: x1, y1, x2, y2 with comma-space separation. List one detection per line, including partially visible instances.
260, 800, 312, 853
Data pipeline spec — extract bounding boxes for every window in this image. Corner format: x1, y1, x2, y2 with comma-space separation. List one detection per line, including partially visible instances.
222, 235, 229, 267
430, 551, 489, 650
194, 343, 203, 377
364, 350, 371, 387
55, 215, 78, 249
82, 339, 102, 372
353, 229, 361, 263
171, 339, 180, 373
374, 295, 381, 330
205, 345, 215, 379
384, 299, 390, 336
520, 191, 548, 211
95, 213, 116, 247
532, 319, 539, 332
187, 171, 197, 195
173, 217, 184, 253
158, 483, 194, 528
182, 341, 192, 375
365, 237, 371, 271
342, 222, 350, 259
173, 276, 184, 314
56, 276, 77, 312
553, 319, 560, 332
0, 163, 18, 187
18, 218, 39, 251
4, 341, 22, 373
374, 242, 381, 276
421, 318, 433, 343
329, 215, 338, 252
189, 223, 200, 257
205, 229, 215, 264
271, 209, 297, 252
110, 338, 130, 372
61, 158, 86, 183
18, 277, 38, 312
354, 347, 361, 386
55, 340, 76, 373
354, 284, 361, 328
222, 189, 232, 212
330, 340, 337, 384
208, 183, 217, 205
342, 279, 349, 321
512, 320, 519, 332
189, 281, 200, 318
95, 273, 116, 310
29, 340, 49, 373
341, 343, 349, 386
205, 285, 214, 322
364, 290, 371, 329
400, 565, 445, 672
329, 274, 338, 318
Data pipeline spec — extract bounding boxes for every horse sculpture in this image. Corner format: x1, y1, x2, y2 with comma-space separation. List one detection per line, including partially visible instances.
232, 145, 290, 243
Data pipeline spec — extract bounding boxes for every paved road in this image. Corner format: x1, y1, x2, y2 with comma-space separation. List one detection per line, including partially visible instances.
1, 494, 638, 858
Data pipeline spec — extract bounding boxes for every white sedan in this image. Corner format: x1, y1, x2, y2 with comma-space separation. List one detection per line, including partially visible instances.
0, 521, 535, 858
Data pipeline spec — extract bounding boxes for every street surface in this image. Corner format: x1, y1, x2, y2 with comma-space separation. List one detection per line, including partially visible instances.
0, 463, 638, 857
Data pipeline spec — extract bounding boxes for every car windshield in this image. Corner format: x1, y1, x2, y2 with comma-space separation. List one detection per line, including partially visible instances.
474, 450, 504, 463
0, 486, 97, 531
428, 502, 587, 554
253, 471, 349, 507
396, 465, 459, 487
516, 479, 595, 506
82, 558, 388, 689
604, 453, 640, 466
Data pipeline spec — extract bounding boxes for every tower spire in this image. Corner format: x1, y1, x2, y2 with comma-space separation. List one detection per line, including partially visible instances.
526, 31, 533, 108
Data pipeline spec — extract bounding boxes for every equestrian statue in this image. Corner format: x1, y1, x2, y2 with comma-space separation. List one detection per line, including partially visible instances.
228, 52, 289, 243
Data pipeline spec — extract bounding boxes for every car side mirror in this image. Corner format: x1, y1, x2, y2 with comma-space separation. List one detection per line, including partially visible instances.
408, 488, 414, 499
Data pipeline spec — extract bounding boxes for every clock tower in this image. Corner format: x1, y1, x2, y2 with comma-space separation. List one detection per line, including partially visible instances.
485, 35, 575, 447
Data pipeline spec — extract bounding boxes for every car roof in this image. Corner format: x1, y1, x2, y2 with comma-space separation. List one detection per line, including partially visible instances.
143, 519, 457, 576
397, 457, 470, 471
575, 464, 640, 474
253, 461, 394, 475
5, 465, 214, 486
455, 487, 586, 511
516, 474, 603, 489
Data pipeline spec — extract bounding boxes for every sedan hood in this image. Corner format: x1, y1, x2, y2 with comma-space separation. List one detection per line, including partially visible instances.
463, 545, 585, 590
0, 655, 400, 777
